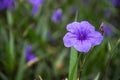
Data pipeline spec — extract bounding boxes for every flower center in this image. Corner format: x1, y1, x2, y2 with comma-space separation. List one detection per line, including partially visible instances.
78, 31, 87, 41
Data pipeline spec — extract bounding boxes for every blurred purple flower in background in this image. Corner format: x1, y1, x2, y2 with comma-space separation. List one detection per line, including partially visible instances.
0, 0, 14, 10
63, 21, 103, 53
100, 22, 113, 36
25, 45, 36, 61
104, 9, 112, 17
105, 25, 112, 36
28, 0, 44, 15
112, 0, 120, 7
52, 9, 63, 23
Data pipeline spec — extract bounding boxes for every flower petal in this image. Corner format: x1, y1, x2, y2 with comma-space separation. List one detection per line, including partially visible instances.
88, 31, 103, 46
26, 53, 36, 61
74, 40, 92, 53
66, 22, 80, 33
31, 6, 39, 16
26, 45, 32, 54
63, 32, 77, 47
79, 21, 95, 32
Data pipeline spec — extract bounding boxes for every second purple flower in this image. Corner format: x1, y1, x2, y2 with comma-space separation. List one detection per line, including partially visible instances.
51, 9, 63, 23
25, 45, 36, 61
0, 0, 14, 10
28, 0, 44, 16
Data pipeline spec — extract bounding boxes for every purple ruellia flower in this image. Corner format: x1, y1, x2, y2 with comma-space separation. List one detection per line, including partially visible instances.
28, 0, 44, 15
51, 9, 62, 23
63, 21, 103, 53
101, 22, 113, 36
105, 25, 112, 36
0, 0, 14, 10
111, 0, 120, 7
25, 45, 36, 61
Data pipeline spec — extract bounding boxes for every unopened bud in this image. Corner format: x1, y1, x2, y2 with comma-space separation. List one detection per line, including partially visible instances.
100, 22, 105, 35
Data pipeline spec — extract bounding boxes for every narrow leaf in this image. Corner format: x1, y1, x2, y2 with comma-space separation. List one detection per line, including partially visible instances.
16, 44, 26, 80
69, 47, 78, 80
7, 10, 13, 26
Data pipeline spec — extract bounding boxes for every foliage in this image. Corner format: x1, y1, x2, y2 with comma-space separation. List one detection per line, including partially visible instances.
0, 0, 120, 80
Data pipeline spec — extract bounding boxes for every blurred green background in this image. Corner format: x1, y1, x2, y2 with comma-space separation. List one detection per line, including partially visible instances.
0, 0, 120, 80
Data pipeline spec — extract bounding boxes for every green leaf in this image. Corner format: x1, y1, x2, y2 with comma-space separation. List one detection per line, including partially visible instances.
94, 73, 100, 80
9, 30, 15, 62
7, 10, 13, 26
15, 44, 26, 80
108, 41, 112, 52
0, 27, 8, 42
69, 47, 78, 80
5, 29, 15, 74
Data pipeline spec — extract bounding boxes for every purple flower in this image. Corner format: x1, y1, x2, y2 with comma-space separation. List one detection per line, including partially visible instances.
100, 22, 113, 36
105, 26, 112, 36
111, 0, 120, 7
63, 21, 103, 53
52, 9, 62, 23
28, 0, 44, 15
25, 45, 36, 61
0, 0, 14, 10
